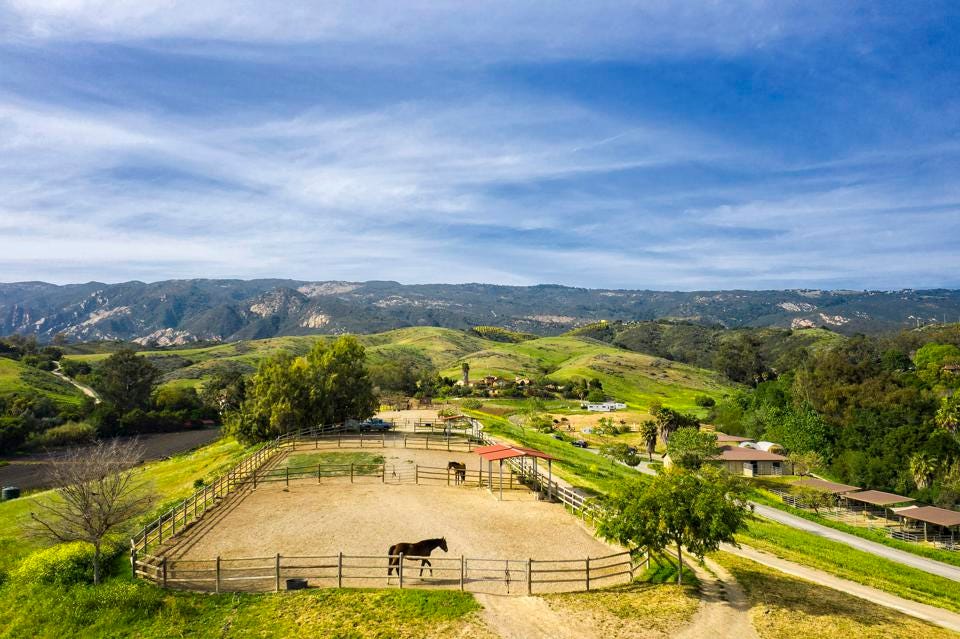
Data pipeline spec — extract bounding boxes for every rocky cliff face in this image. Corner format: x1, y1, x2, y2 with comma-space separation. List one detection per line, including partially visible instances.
1, 279, 958, 343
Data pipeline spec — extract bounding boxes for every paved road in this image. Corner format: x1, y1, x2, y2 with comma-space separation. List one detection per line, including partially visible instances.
751, 503, 960, 582
725, 543, 960, 632
631, 454, 960, 582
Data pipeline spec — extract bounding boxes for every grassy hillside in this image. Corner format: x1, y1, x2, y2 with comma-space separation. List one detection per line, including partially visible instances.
0, 357, 86, 408
442, 335, 734, 413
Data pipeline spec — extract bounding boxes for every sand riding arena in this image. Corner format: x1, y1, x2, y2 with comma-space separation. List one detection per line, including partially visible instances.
130, 430, 643, 595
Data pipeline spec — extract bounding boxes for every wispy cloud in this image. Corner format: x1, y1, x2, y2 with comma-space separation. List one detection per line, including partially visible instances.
0, 2, 957, 289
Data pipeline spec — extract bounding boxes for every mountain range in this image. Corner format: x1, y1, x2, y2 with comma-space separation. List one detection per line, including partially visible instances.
2, 279, 959, 344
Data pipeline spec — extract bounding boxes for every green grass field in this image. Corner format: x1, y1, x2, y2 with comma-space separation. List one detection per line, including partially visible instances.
737, 518, 960, 614
715, 552, 957, 639
0, 357, 86, 408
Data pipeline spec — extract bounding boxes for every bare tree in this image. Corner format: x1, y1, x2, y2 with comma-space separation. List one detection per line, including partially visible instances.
30, 439, 152, 584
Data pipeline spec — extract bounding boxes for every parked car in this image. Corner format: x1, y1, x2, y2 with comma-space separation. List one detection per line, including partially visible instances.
571, 439, 589, 448
355, 418, 392, 431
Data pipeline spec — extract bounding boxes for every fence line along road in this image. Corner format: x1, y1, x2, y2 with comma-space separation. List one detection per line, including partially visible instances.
133, 548, 644, 595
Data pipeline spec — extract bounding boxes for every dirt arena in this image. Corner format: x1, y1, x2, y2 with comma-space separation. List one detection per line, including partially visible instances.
164, 445, 623, 592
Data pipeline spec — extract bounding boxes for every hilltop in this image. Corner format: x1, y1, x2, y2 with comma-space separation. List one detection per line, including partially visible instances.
64, 327, 734, 413
3, 279, 960, 344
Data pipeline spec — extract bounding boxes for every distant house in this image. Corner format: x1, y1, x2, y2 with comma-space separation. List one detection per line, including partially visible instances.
514, 376, 531, 386
715, 433, 754, 444
715, 445, 793, 477
584, 401, 626, 412
943, 364, 960, 375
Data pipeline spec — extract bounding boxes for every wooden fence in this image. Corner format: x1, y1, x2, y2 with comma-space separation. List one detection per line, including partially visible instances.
133, 548, 644, 595
130, 423, 618, 593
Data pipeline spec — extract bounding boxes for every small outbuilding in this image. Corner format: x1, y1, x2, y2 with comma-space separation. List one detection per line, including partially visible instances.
716, 445, 793, 477
840, 490, 915, 519
894, 505, 960, 544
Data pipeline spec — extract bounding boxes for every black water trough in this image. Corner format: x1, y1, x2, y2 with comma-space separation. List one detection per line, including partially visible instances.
286, 578, 309, 590
1, 486, 20, 501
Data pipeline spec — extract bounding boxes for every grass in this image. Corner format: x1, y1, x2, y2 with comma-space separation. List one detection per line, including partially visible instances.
0, 437, 247, 575
546, 580, 699, 638
0, 580, 491, 639
442, 335, 735, 414
715, 551, 958, 639
283, 451, 386, 469
466, 409, 640, 494
748, 484, 960, 568
61, 328, 735, 414
737, 517, 960, 614
0, 357, 86, 408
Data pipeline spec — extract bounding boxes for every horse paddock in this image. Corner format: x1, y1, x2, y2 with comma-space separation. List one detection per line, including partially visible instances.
160, 445, 626, 594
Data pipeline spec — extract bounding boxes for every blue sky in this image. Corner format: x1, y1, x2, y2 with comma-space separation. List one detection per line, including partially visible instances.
1, 1, 959, 290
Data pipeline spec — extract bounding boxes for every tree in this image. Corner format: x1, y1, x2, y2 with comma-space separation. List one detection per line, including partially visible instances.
226, 336, 377, 443
598, 467, 750, 585
910, 452, 939, 490
654, 406, 699, 445
200, 370, 247, 414
936, 394, 960, 435
94, 349, 160, 412
666, 428, 719, 471
29, 439, 152, 584
641, 420, 658, 461
788, 450, 823, 477
795, 486, 833, 514
586, 388, 606, 403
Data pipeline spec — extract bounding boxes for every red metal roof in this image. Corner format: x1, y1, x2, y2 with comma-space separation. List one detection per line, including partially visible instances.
715, 433, 754, 443
475, 444, 555, 462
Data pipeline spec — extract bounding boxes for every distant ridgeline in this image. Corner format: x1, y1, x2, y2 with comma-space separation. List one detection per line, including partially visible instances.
2, 280, 960, 344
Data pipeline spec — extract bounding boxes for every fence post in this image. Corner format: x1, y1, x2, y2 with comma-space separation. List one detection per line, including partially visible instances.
285, 467, 289, 487
382, 464, 386, 483
338, 552, 343, 588
253, 469, 257, 489
415, 465, 419, 484
215, 556, 221, 593
275, 553, 281, 592
585, 557, 590, 592
527, 558, 532, 595
130, 546, 137, 579
162, 557, 168, 587
460, 555, 465, 591
172, 507, 177, 536
350, 464, 354, 483
399, 553, 404, 589
318, 463, 322, 483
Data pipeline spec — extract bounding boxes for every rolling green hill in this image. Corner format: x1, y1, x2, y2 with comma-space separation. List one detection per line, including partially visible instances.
62, 327, 735, 412
0, 357, 87, 408
440, 335, 734, 412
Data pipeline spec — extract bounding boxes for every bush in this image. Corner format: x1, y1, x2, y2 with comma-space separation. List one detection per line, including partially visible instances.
11, 542, 96, 586
461, 399, 484, 409
694, 395, 716, 408
27, 421, 96, 448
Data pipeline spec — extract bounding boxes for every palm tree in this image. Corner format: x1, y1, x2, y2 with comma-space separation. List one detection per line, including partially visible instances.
910, 452, 939, 490
936, 394, 959, 434
461, 362, 470, 386
641, 420, 658, 461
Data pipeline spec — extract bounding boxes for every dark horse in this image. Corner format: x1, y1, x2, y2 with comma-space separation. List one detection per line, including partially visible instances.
388, 537, 448, 577
447, 461, 467, 485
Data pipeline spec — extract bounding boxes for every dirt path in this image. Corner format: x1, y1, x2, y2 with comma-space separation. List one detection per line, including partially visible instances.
474, 593, 600, 639
674, 555, 759, 639
52, 360, 100, 403
724, 543, 960, 632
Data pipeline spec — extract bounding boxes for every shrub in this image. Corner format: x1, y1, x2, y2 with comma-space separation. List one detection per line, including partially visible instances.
694, 395, 716, 408
11, 542, 96, 586
462, 399, 484, 409
28, 421, 96, 448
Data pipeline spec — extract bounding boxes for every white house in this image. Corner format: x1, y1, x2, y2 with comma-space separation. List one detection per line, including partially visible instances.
584, 401, 627, 412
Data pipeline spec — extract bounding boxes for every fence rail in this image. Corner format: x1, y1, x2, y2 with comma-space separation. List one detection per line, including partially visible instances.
130, 421, 623, 594
133, 549, 642, 594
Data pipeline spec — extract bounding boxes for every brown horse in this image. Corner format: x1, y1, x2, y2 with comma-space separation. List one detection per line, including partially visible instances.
387, 537, 448, 577
447, 461, 467, 484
